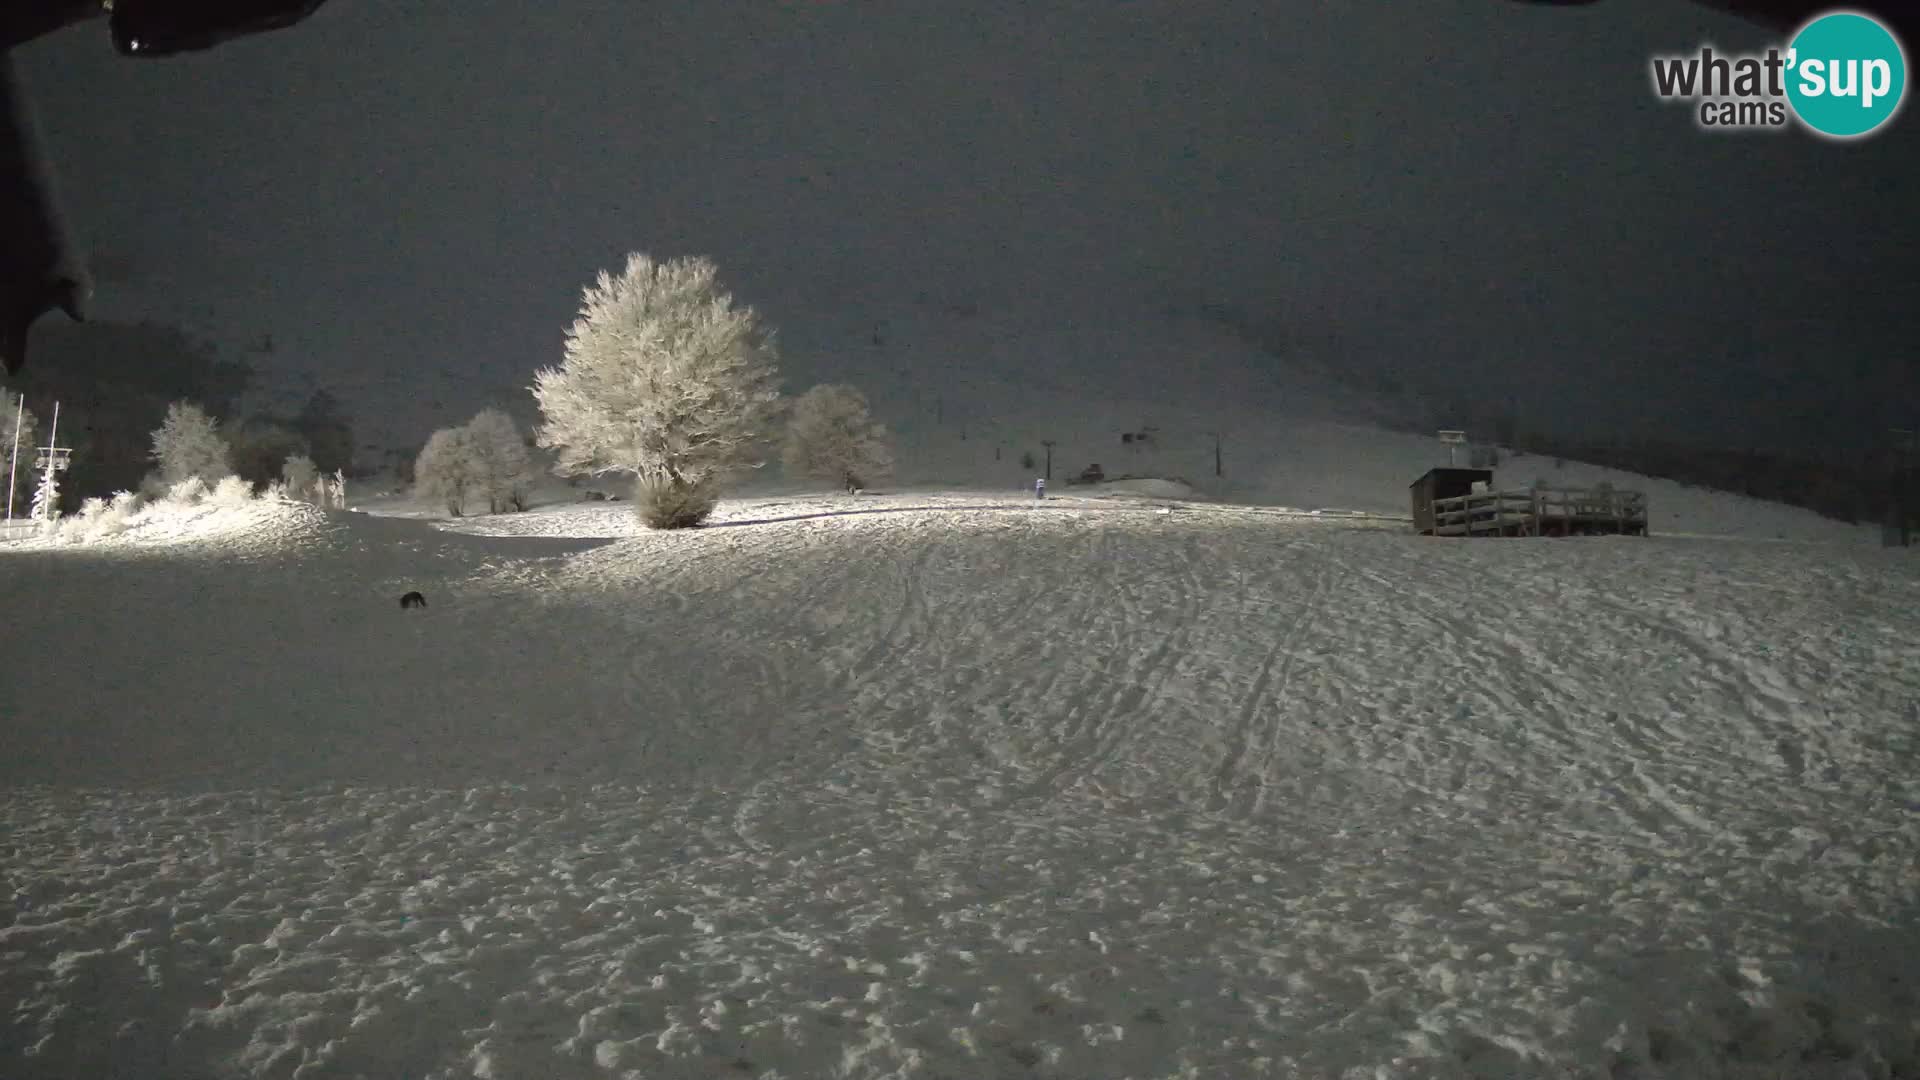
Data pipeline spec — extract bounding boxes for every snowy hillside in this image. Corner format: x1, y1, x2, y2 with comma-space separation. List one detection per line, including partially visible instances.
364, 348, 1885, 549
3, 489, 1916, 1079
871, 412, 1885, 547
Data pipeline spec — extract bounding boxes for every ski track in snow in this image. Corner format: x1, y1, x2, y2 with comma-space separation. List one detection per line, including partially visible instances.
3, 494, 1919, 1079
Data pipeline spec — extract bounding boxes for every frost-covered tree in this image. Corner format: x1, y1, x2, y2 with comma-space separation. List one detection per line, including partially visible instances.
414, 426, 477, 516
294, 389, 354, 475
1, 386, 39, 514
228, 418, 309, 488
782, 384, 894, 493
30, 460, 60, 522
464, 407, 533, 513
532, 253, 782, 529
149, 401, 233, 486
280, 454, 319, 506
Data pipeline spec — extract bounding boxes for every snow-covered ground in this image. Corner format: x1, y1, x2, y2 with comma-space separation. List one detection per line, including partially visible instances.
3, 486, 1917, 1079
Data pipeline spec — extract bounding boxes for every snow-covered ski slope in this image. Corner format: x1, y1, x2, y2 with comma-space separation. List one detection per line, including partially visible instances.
810, 407, 1885, 548
3, 490, 1917, 1079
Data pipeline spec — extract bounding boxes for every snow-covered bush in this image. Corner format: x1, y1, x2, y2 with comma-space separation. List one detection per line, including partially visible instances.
150, 401, 233, 486
166, 475, 209, 504
280, 454, 319, 506
783, 383, 893, 493
634, 472, 719, 530
415, 426, 477, 516
67, 497, 107, 540
55, 491, 140, 543
209, 475, 256, 508
532, 252, 782, 529
463, 408, 532, 512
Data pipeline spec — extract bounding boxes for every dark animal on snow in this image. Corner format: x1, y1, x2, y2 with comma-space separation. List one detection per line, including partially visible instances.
399, 591, 427, 609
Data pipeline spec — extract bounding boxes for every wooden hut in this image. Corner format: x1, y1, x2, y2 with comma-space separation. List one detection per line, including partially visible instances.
1410, 467, 1493, 535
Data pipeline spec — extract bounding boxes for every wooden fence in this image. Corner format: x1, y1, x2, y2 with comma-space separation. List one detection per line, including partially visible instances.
1428, 486, 1647, 537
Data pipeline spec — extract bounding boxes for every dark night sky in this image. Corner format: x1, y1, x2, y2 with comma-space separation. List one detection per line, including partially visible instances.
17, 0, 1920, 454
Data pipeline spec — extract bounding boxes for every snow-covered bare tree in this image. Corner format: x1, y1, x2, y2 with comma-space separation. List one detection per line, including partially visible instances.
280, 454, 318, 506
149, 401, 233, 486
464, 407, 533, 513
782, 383, 894, 493
532, 253, 782, 528
2, 386, 38, 514
414, 426, 477, 516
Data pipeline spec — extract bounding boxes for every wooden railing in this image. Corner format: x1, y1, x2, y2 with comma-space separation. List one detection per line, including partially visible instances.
1430, 486, 1647, 536
1431, 490, 1534, 535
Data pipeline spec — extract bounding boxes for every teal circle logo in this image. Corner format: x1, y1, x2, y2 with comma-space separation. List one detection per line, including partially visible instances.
1786, 11, 1907, 138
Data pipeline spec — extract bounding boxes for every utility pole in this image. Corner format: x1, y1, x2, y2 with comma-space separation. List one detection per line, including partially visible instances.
6, 392, 21, 521
1040, 439, 1055, 481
